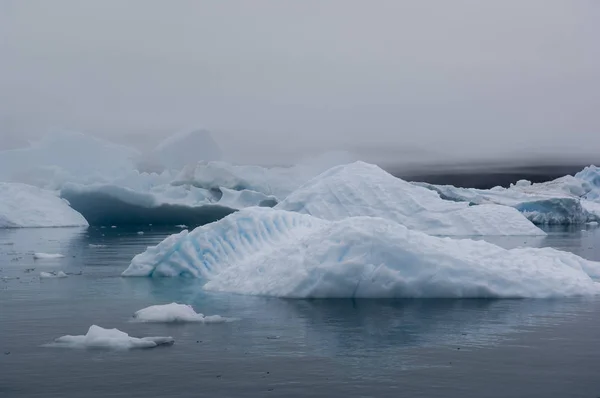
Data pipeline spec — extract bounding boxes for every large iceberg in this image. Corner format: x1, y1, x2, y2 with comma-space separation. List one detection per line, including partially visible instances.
148, 128, 223, 171
276, 162, 544, 236
414, 166, 600, 225
61, 181, 236, 226
0, 131, 140, 190
122, 208, 600, 298
0, 182, 88, 228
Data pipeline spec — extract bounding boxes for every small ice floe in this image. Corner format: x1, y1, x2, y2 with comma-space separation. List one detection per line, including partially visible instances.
111, 226, 117, 229
137, 231, 144, 235
131, 303, 231, 323
88, 244, 107, 248
46, 325, 174, 350
175, 224, 188, 229
587, 221, 599, 227
33, 253, 65, 259
0, 242, 14, 246
40, 271, 68, 279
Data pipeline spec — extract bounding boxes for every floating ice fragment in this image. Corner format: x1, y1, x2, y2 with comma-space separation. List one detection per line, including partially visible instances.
34, 253, 65, 259
40, 271, 68, 279
131, 303, 231, 323
46, 325, 174, 350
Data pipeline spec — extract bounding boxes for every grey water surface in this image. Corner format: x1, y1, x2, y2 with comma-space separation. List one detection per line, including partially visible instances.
1, 225, 599, 398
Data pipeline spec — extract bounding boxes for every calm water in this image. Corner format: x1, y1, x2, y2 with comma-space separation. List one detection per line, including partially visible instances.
1, 225, 599, 398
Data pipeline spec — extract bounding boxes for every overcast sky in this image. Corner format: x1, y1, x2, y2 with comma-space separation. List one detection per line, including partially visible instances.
1, 1, 598, 165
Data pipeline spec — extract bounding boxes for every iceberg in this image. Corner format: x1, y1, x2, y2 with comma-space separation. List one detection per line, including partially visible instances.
61, 182, 235, 226
131, 303, 230, 323
414, 166, 600, 224
40, 271, 68, 278
0, 131, 140, 190
0, 183, 88, 228
149, 128, 223, 171
46, 325, 174, 350
276, 162, 544, 236
34, 252, 65, 259
57, 153, 351, 226
122, 208, 600, 298
172, 152, 357, 200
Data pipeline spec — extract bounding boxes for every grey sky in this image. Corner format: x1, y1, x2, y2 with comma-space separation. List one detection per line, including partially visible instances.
1, 1, 598, 165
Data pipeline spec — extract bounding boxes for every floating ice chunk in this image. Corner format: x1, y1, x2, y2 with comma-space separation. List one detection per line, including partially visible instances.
276, 162, 544, 236
175, 225, 188, 229
47, 325, 174, 350
123, 208, 600, 298
0, 183, 88, 228
137, 231, 144, 235
34, 253, 65, 259
88, 244, 107, 248
587, 221, 599, 227
131, 303, 230, 323
40, 271, 68, 278
415, 166, 600, 225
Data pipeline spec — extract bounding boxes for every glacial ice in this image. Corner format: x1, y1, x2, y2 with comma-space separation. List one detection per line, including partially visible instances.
276, 162, 545, 236
0, 131, 140, 190
414, 166, 600, 224
131, 303, 230, 323
61, 182, 236, 226
0, 183, 88, 228
149, 128, 223, 171
122, 208, 600, 298
172, 151, 357, 200
47, 325, 174, 350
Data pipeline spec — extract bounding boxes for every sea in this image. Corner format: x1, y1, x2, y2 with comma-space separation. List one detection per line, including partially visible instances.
1, 222, 599, 398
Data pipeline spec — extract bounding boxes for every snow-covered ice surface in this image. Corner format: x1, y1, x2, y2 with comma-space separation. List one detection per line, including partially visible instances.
276, 162, 544, 236
34, 252, 65, 259
123, 208, 600, 298
40, 271, 68, 278
0, 183, 88, 228
131, 303, 230, 323
415, 165, 600, 225
46, 325, 174, 350
0, 131, 140, 190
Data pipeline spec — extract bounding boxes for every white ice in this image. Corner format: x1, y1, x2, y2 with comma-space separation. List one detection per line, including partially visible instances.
414, 165, 600, 224
0, 183, 88, 228
123, 208, 600, 298
34, 252, 65, 259
131, 303, 229, 323
88, 244, 107, 248
0, 131, 140, 190
172, 151, 358, 200
149, 128, 223, 171
276, 162, 544, 236
40, 271, 68, 278
47, 325, 174, 350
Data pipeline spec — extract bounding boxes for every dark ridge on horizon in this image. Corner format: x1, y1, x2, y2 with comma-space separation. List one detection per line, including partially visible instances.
391, 163, 596, 189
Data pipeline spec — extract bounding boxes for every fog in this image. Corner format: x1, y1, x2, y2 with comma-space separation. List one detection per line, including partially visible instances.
1, 1, 598, 166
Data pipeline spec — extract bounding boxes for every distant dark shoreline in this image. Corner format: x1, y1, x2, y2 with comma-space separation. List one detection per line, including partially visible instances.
389, 163, 596, 189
